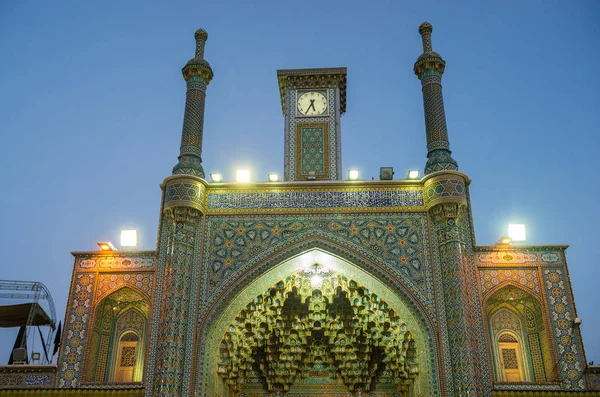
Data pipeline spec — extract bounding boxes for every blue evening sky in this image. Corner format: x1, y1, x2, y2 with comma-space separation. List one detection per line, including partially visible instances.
1, 1, 598, 364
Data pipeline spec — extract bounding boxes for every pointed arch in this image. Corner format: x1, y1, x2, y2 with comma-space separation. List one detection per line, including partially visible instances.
484, 285, 555, 384
84, 287, 149, 383
195, 233, 441, 396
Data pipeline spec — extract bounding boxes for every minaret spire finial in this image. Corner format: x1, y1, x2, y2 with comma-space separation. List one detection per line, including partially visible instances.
414, 22, 458, 174
195, 28, 208, 58
419, 22, 433, 52
171, 28, 214, 178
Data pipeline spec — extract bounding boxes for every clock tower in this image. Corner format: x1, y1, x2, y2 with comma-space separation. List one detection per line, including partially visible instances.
277, 68, 347, 181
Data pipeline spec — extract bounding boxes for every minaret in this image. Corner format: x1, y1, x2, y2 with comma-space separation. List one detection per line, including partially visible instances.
172, 28, 214, 177
147, 29, 212, 396
414, 22, 458, 175
417, 23, 492, 396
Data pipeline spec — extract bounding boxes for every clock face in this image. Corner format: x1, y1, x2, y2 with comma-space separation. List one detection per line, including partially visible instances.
297, 91, 328, 116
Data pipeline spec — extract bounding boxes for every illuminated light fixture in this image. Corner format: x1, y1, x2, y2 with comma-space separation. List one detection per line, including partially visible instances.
497, 236, 512, 246
120, 230, 138, 249
268, 173, 279, 182
236, 169, 250, 183
210, 173, 223, 183
508, 224, 526, 242
348, 169, 360, 180
310, 274, 323, 288
379, 167, 394, 180
407, 170, 420, 179
97, 242, 117, 251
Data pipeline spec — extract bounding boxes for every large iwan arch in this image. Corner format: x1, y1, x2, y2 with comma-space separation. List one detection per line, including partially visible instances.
195, 243, 441, 396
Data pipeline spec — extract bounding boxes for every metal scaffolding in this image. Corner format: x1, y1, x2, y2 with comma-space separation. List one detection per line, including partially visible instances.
0, 280, 57, 364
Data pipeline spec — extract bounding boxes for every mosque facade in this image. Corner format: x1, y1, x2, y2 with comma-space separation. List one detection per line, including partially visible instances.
1, 23, 599, 397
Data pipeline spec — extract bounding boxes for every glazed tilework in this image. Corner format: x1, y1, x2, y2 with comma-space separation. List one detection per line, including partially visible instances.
477, 251, 561, 265
172, 31, 212, 177
151, 207, 203, 396
206, 188, 423, 212
195, 214, 440, 396
97, 273, 153, 300
429, 202, 492, 396
200, 213, 433, 309
163, 177, 206, 212
414, 24, 459, 174
542, 269, 586, 389
285, 88, 340, 181
480, 269, 541, 296
297, 123, 328, 177
423, 176, 466, 207
0, 368, 55, 388
144, 216, 173, 396
57, 273, 95, 388
77, 255, 155, 270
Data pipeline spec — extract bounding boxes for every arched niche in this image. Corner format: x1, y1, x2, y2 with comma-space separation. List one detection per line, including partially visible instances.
484, 285, 554, 384
85, 287, 149, 383
198, 248, 439, 396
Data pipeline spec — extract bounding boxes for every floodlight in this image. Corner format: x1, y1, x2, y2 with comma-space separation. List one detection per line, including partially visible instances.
348, 169, 360, 180
97, 242, 117, 251
210, 173, 223, 183
508, 224, 526, 242
120, 230, 138, 249
268, 173, 279, 182
236, 170, 250, 182
31, 352, 40, 361
497, 237, 512, 246
407, 170, 420, 179
379, 167, 394, 180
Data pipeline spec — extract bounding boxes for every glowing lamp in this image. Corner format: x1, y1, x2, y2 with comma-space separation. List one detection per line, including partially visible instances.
120, 230, 138, 249
348, 169, 360, 180
407, 170, 420, 179
268, 173, 279, 182
236, 170, 250, 183
97, 242, 117, 251
508, 224, 526, 242
310, 274, 323, 287
497, 237, 512, 246
210, 173, 223, 183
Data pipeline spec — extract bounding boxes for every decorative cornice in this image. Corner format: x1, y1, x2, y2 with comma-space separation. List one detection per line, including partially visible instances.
277, 67, 347, 114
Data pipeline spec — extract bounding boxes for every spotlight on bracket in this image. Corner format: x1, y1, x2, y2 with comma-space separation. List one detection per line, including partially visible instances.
268, 173, 279, 182
348, 169, 360, 180
209, 173, 223, 183
497, 237, 512, 246
97, 242, 117, 251
379, 167, 394, 180
407, 170, 420, 180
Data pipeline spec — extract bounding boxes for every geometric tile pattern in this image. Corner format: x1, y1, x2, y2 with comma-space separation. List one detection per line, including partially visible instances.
297, 123, 328, 177
480, 269, 541, 297
542, 269, 587, 390
97, 273, 153, 301
172, 29, 213, 177
423, 177, 466, 206
151, 206, 202, 396
414, 23, 459, 175
430, 202, 490, 396
200, 213, 433, 309
57, 273, 95, 388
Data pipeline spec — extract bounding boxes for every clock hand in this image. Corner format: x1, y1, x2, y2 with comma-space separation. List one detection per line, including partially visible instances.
307, 99, 316, 113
